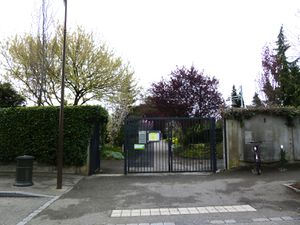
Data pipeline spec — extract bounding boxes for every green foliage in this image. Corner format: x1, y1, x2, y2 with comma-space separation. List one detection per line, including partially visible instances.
259, 26, 300, 107
0, 82, 25, 107
174, 143, 223, 159
0, 105, 108, 166
222, 107, 300, 127
1, 25, 138, 106
252, 92, 263, 107
172, 137, 179, 145
102, 145, 124, 160
174, 144, 209, 159
216, 142, 223, 159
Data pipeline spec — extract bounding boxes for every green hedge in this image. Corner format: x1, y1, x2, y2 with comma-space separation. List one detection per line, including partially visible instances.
0, 105, 108, 166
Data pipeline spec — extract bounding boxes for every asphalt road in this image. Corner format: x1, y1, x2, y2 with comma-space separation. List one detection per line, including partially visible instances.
27, 167, 300, 225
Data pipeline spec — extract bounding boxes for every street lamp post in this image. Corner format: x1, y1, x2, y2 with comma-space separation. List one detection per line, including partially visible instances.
57, 0, 67, 189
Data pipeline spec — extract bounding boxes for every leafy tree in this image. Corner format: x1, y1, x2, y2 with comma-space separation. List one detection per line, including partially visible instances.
252, 92, 263, 107
147, 66, 223, 118
130, 100, 162, 117
34, 0, 54, 106
1, 26, 136, 106
106, 72, 140, 146
259, 26, 300, 106
259, 46, 281, 105
0, 82, 25, 107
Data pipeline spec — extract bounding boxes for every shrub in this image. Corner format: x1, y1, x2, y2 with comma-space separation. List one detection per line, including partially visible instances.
102, 145, 124, 160
0, 105, 108, 166
173, 143, 223, 159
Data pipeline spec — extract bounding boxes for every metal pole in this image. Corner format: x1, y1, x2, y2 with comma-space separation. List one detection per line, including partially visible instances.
57, 0, 67, 189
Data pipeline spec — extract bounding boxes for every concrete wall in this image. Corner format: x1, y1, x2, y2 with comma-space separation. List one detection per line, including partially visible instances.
225, 114, 300, 169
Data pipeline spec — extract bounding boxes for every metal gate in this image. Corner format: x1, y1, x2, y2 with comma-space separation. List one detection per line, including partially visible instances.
124, 117, 217, 173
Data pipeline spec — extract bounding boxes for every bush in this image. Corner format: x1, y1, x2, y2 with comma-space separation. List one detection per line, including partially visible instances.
102, 145, 124, 160
173, 143, 223, 159
0, 105, 108, 166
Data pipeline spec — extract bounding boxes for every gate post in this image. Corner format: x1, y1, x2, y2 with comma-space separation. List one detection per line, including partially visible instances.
168, 120, 173, 172
89, 122, 100, 175
210, 118, 217, 172
124, 118, 128, 175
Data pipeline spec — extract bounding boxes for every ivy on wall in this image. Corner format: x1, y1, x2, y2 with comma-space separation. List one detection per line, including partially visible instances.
222, 106, 300, 127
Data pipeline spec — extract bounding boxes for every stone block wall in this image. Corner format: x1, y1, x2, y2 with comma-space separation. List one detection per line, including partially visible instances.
225, 115, 300, 169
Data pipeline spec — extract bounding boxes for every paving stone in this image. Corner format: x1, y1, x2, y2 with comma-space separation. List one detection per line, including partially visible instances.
110, 204, 256, 219
240, 205, 256, 211
223, 206, 237, 212
121, 210, 131, 217
215, 206, 228, 213
111, 210, 122, 217
210, 220, 225, 224
178, 208, 190, 214
141, 209, 151, 216
169, 208, 180, 215
187, 207, 199, 214
252, 218, 270, 222
281, 216, 293, 221
206, 206, 218, 213
269, 217, 283, 221
150, 209, 160, 216
131, 209, 141, 217
232, 206, 245, 212
159, 208, 170, 215
197, 207, 209, 213
224, 219, 236, 224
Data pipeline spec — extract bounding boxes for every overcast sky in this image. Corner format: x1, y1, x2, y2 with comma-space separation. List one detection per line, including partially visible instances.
0, 0, 299, 105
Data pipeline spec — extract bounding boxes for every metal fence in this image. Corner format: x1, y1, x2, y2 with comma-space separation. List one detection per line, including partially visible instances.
124, 117, 216, 174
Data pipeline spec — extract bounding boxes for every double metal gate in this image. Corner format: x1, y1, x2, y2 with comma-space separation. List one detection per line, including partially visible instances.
124, 117, 217, 173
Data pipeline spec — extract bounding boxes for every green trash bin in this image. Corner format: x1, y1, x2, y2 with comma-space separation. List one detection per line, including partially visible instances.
14, 155, 34, 187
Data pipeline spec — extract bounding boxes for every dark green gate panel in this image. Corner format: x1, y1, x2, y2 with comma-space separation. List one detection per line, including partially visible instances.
124, 117, 217, 174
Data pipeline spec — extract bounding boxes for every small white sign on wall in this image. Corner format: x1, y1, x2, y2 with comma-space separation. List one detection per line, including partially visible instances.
138, 131, 147, 144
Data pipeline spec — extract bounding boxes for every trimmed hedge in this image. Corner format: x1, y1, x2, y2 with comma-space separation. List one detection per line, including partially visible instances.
0, 105, 108, 166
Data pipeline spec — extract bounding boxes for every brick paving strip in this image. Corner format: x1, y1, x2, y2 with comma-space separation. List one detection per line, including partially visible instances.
106, 223, 175, 225
105, 216, 300, 225
110, 205, 256, 218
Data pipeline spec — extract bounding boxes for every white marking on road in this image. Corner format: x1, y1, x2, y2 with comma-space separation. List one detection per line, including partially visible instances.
110, 205, 256, 217
269, 217, 283, 221
106, 223, 175, 225
16, 196, 59, 225
224, 219, 236, 224
252, 218, 270, 222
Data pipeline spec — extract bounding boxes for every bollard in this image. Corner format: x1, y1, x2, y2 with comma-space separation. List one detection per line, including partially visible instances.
14, 155, 34, 187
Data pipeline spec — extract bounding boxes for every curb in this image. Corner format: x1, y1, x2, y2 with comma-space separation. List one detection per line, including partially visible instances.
94, 172, 213, 177
283, 183, 300, 193
0, 191, 56, 198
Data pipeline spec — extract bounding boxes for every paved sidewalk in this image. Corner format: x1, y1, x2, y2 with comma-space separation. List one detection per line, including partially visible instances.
1, 167, 300, 225
0, 172, 82, 225
27, 167, 300, 225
